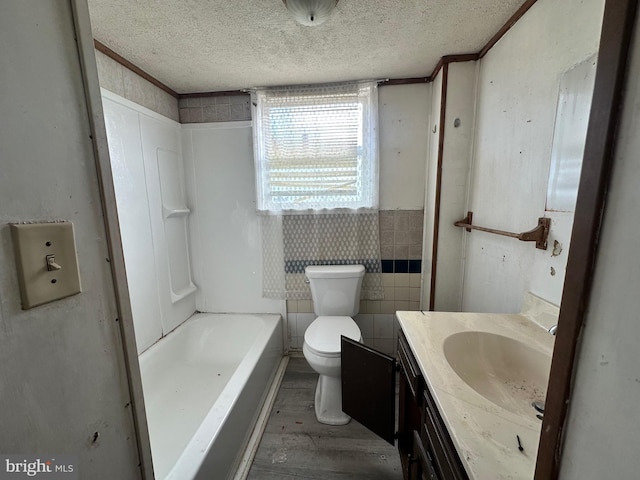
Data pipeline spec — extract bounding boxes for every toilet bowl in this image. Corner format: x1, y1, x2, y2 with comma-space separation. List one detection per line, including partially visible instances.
303, 315, 361, 425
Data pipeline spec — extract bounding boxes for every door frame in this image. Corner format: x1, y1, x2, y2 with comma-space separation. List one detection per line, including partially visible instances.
535, 1, 638, 478
70, 1, 154, 477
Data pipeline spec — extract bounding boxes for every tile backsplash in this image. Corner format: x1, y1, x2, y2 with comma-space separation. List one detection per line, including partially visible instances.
288, 209, 424, 355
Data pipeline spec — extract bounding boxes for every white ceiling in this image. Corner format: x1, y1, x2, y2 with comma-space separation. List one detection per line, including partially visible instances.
87, 0, 527, 94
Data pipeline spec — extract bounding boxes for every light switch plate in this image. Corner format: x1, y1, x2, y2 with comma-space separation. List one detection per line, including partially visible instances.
10, 222, 82, 309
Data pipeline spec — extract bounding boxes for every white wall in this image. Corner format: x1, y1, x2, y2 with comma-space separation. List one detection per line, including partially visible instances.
0, 2, 140, 478
379, 84, 431, 210
560, 15, 640, 480
462, 0, 605, 313
434, 61, 478, 311
183, 122, 285, 316
559, 17, 640, 477
102, 91, 196, 353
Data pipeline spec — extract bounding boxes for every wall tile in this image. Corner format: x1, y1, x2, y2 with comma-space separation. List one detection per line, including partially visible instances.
230, 95, 249, 105
379, 211, 394, 231
286, 300, 298, 313
395, 212, 410, 231
230, 104, 246, 121
409, 211, 424, 231
179, 108, 191, 123
373, 338, 395, 356
394, 245, 409, 260
374, 314, 395, 338
189, 107, 203, 123
297, 299, 313, 313
380, 300, 395, 314
186, 97, 202, 107
409, 301, 420, 311
395, 273, 410, 287
383, 287, 395, 300
94, 50, 125, 97
380, 245, 394, 259
395, 230, 410, 246
409, 245, 423, 260
394, 287, 410, 301
382, 273, 395, 287
410, 273, 422, 288
215, 104, 231, 121
215, 96, 231, 105
410, 287, 421, 302
354, 313, 374, 338
155, 88, 180, 122
202, 105, 217, 122
394, 300, 410, 311
366, 300, 381, 314
380, 230, 394, 247
297, 313, 315, 336
201, 96, 216, 106
123, 68, 157, 113
287, 314, 297, 337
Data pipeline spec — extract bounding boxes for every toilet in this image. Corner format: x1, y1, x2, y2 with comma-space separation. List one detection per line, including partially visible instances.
302, 264, 364, 425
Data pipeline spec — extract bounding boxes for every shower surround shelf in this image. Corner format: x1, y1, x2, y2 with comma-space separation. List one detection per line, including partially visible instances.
454, 211, 551, 250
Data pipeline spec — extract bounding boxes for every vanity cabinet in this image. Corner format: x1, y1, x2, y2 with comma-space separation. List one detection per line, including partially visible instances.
341, 331, 468, 480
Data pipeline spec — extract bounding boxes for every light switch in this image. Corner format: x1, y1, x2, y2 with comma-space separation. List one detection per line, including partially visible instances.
10, 222, 82, 309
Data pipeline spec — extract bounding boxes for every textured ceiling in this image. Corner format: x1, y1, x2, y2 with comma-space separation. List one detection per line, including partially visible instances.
87, 0, 527, 94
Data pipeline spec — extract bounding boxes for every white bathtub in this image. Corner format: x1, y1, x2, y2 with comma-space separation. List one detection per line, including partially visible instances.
138, 313, 283, 480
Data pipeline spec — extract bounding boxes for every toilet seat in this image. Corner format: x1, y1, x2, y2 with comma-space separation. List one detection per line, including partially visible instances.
304, 316, 361, 356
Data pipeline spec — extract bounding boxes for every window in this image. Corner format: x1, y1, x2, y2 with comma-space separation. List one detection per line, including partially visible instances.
252, 82, 378, 213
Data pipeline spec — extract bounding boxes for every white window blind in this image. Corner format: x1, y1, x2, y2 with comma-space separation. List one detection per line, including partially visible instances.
252, 82, 379, 213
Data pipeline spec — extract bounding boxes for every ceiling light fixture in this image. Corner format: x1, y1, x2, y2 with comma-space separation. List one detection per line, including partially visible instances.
282, 0, 339, 27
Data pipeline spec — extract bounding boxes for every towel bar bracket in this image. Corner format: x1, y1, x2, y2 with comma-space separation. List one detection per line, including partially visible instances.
454, 211, 550, 250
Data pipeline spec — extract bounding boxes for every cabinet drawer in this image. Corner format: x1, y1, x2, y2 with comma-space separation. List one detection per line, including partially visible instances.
413, 430, 440, 480
422, 388, 468, 480
398, 331, 423, 400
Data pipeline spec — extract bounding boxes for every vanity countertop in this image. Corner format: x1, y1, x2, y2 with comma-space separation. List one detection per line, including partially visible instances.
396, 309, 555, 480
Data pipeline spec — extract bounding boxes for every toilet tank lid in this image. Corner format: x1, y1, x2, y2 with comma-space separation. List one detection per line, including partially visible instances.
305, 265, 365, 279
304, 316, 361, 353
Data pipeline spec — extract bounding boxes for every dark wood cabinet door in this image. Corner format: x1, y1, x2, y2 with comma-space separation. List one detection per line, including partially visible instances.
341, 336, 396, 444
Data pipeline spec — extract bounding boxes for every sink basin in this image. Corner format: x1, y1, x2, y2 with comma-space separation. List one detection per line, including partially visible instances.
443, 331, 551, 417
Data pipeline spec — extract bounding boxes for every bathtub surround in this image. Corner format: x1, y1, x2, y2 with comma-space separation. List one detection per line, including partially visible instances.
102, 90, 197, 353
182, 122, 285, 316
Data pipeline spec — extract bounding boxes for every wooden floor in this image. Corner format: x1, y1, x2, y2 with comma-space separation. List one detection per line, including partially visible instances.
247, 357, 403, 479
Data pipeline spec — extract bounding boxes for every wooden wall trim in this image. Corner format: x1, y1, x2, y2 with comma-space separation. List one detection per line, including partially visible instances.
94, 40, 178, 98
479, 0, 538, 58
430, 54, 480, 81
379, 77, 431, 86
429, 63, 449, 311
534, 1, 638, 478
179, 90, 249, 98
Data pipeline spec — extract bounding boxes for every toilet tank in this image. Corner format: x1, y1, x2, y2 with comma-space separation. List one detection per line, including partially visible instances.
305, 265, 365, 316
